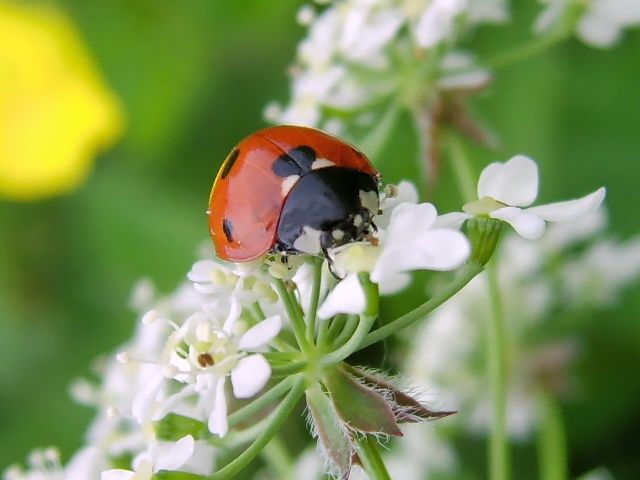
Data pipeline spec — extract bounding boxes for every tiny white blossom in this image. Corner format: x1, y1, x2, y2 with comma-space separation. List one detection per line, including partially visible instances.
441, 155, 606, 239
413, 0, 468, 48
131, 301, 281, 438
534, 0, 640, 48
101, 435, 205, 480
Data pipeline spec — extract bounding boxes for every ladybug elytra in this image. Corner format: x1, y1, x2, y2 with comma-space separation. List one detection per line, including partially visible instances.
208, 125, 381, 262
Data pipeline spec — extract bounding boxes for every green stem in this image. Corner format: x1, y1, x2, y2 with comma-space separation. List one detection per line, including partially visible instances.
361, 262, 483, 349
536, 390, 567, 480
486, 259, 509, 480
332, 314, 359, 347
207, 378, 305, 480
250, 303, 296, 351
271, 361, 307, 377
316, 318, 330, 349
321, 274, 379, 367
321, 314, 377, 367
273, 279, 311, 352
261, 435, 294, 480
306, 257, 323, 344
484, 33, 568, 70
326, 314, 347, 340
359, 102, 402, 160
227, 376, 296, 428
356, 436, 391, 480
447, 132, 476, 203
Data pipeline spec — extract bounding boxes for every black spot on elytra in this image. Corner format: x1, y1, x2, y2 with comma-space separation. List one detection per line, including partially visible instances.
220, 149, 240, 179
271, 146, 316, 177
222, 218, 234, 242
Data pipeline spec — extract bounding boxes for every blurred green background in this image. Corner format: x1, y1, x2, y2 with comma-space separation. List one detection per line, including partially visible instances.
0, 1, 638, 478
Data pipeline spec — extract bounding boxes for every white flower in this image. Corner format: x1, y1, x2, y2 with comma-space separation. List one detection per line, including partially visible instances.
534, 0, 640, 48
188, 258, 277, 305
130, 302, 281, 438
442, 155, 606, 240
413, 0, 468, 48
101, 435, 204, 480
318, 182, 470, 317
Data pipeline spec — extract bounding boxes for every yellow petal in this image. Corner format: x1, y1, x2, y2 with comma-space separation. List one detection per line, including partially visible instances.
0, 2, 124, 200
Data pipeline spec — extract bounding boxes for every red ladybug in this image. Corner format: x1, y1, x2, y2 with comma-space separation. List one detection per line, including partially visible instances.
208, 125, 381, 262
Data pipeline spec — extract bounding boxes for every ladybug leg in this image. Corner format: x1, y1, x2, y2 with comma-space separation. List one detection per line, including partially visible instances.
322, 247, 342, 279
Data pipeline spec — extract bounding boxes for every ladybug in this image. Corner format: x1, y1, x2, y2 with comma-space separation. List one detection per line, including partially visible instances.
208, 125, 381, 262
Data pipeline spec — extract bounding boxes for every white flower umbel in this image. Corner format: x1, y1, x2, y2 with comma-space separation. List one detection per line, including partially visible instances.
534, 0, 640, 48
130, 301, 281, 438
101, 435, 206, 480
318, 182, 470, 317
442, 155, 605, 239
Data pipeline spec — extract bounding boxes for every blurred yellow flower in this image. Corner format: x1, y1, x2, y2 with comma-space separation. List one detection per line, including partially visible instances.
0, 1, 123, 201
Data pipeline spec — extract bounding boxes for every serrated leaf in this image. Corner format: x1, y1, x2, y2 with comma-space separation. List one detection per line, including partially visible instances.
306, 384, 354, 478
323, 366, 402, 436
346, 365, 456, 423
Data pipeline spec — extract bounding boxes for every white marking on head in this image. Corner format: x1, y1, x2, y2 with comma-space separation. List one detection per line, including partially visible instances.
293, 226, 322, 255
359, 189, 379, 214
311, 158, 335, 170
332, 229, 345, 241
353, 214, 363, 228
281, 175, 300, 197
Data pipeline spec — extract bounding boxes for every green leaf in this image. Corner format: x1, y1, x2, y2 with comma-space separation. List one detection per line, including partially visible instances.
323, 366, 402, 437
305, 384, 354, 479
346, 366, 456, 423
155, 413, 209, 441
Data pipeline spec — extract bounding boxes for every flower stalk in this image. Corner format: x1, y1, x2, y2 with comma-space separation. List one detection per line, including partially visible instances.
486, 258, 509, 480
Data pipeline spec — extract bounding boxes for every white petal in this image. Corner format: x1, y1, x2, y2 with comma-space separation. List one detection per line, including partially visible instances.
181, 441, 217, 476
384, 202, 438, 246
238, 315, 282, 350
372, 229, 470, 287
66, 446, 104, 479
132, 369, 164, 423
433, 212, 472, 229
411, 229, 471, 271
525, 187, 606, 222
101, 470, 135, 480
222, 298, 242, 334
317, 273, 366, 319
577, 10, 620, 47
152, 436, 195, 472
491, 207, 546, 240
478, 155, 539, 206
377, 270, 412, 296
414, 0, 467, 47
231, 354, 272, 398
208, 378, 228, 437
